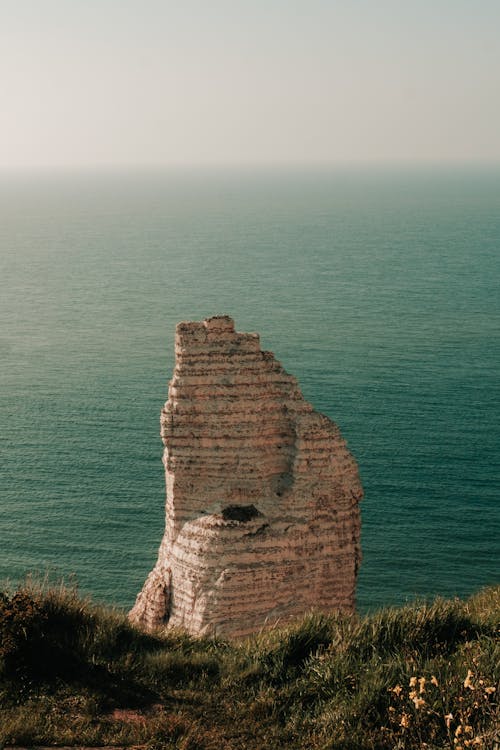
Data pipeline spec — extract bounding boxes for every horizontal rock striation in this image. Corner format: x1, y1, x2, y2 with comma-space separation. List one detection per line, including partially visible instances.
129, 316, 363, 638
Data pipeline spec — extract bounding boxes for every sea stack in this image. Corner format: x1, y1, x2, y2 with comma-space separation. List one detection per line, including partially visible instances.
129, 316, 363, 637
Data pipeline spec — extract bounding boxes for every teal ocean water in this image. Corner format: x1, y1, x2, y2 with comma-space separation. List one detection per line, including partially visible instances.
1, 167, 499, 613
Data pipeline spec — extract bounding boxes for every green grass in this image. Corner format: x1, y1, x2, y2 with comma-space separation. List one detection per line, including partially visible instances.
1, 583, 498, 749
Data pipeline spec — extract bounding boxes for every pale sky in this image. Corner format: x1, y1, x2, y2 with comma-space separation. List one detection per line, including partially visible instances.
1, 0, 499, 169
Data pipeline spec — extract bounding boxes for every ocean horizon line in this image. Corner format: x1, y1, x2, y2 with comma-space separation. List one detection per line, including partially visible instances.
2, 159, 500, 178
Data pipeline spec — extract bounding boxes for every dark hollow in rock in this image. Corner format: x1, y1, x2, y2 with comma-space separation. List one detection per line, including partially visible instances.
221, 505, 262, 522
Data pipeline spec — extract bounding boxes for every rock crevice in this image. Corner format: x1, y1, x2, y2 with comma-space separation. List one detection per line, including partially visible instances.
129, 316, 363, 637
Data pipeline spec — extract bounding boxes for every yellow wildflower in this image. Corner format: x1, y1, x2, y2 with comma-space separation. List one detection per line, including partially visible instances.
456, 725, 463, 737
412, 695, 426, 709
409, 676, 417, 687
445, 713, 454, 728
464, 726, 473, 735
409, 689, 418, 700
391, 684, 403, 696
464, 670, 474, 689
431, 675, 439, 686
419, 676, 426, 693
400, 713, 411, 728
484, 686, 495, 695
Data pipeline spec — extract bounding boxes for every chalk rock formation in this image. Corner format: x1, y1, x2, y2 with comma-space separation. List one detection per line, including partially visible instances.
130, 316, 362, 638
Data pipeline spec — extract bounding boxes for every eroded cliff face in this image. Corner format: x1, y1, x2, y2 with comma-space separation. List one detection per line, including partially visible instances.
129, 316, 362, 638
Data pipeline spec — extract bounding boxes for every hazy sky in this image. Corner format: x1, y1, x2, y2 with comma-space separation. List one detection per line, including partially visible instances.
2, 0, 499, 169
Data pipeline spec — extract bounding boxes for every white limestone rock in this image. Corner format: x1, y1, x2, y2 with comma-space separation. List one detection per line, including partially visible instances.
129, 316, 363, 637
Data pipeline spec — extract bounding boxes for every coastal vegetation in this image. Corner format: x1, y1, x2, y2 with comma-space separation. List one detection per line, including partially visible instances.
0, 583, 498, 749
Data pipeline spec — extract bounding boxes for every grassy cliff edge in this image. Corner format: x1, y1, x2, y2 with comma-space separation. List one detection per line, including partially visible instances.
1, 584, 498, 749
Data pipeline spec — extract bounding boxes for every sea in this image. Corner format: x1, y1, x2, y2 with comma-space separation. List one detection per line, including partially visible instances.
1, 166, 499, 614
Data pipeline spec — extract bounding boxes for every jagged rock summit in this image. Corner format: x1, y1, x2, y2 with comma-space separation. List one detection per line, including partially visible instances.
130, 316, 363, 637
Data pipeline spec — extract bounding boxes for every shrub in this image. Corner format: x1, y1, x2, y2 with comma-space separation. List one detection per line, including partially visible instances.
0, 591, 47, 680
